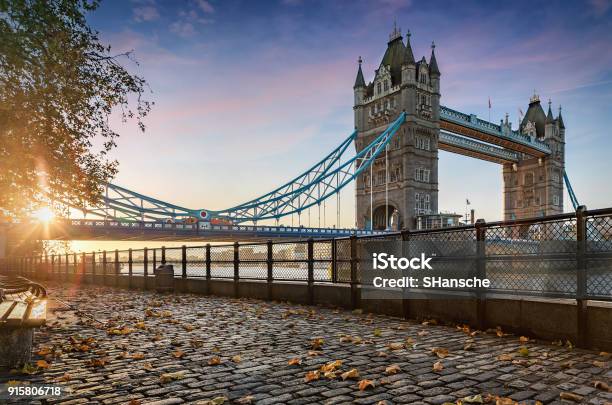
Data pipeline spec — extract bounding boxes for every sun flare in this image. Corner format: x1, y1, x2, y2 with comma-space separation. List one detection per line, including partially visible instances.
33, 206, 55, 223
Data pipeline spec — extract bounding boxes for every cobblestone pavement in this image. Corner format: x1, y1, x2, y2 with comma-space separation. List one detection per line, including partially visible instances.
1, 283, 611, 405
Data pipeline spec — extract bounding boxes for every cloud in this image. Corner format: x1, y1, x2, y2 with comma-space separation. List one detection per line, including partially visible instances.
169, 21, 197, 38
133, 5, 160, 22
195, 0, 215, 14
588, 0, 612, 16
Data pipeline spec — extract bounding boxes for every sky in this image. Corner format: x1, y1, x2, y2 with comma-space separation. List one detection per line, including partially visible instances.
72, 0, 612, 251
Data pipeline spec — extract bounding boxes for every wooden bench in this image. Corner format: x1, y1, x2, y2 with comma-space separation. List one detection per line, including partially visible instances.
0, 276, 47, 368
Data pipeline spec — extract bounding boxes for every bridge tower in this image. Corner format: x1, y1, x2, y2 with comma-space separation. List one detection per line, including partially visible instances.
353, 26, 440, 230
502, 95, 566, 220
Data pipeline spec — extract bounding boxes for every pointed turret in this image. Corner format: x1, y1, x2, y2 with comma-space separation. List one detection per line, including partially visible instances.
354, 56, 365, 89
557, 105, 565, 129
429, 41, 440, 76
546, 99, 554, 124
403, 30, 415, 65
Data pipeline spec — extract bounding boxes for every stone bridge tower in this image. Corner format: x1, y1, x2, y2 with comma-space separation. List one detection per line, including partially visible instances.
502, 95, 566, 220
353, 26, 440, 230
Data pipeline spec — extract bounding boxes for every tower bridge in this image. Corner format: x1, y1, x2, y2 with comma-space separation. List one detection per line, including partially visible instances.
0, 25, 580, 246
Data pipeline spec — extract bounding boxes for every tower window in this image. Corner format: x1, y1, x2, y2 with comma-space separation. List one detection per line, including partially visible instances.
415, 136, 430, 151
415, 167, 430, 182
384, 80, 388, 91
553, 195, 560, 206
377, 82, 381, 94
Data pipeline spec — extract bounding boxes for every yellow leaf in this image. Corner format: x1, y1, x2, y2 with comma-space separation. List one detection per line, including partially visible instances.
358, 379, 375, 391
304, 370, 320, 382
497, 353, 513, 361
519, 336, 529, 343
160, 370, 186, 383
341, 368, 360, 380
433, 361, 444, 372
323, 370, 338, 379
37, 347, 52, 356
173, 350, 185, 359
385, 364, 401, 375
288, 358, 302, 366
208, 356, 221, 365
231, 355, 241, 363
518, 347, 529, 357
373, 328, 382, 337
135, 321, 146, 330
462, 394, 483, 403
320, 360, 342, 373
495, 398, 515, 405
143, 362, 154, 371
308, 350, 322, 356
57, 373, 71, 382
431, 347, 449, 358
183, 324, 195, 332
565, 340, 574, 350
132, 353, 145, 360
599, 351, 610, 357
593, 360, 607, 368
199, 396, 228, 405
128, 400, 141, 405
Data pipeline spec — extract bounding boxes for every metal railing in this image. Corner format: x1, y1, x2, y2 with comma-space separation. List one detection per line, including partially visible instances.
2, 207, 611, 303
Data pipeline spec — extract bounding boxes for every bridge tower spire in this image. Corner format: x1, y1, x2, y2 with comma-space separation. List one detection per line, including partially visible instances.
353, 28, 440, 230
502, 96, 566, 220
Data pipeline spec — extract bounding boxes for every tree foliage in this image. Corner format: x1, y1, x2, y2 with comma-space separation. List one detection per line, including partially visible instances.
0, 0, 152, 218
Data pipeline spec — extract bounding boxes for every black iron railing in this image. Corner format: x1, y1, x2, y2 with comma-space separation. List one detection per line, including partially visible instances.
1, 206, 611, 302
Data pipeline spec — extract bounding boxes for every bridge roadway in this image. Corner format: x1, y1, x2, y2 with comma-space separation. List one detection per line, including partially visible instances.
2, 219, 385, 242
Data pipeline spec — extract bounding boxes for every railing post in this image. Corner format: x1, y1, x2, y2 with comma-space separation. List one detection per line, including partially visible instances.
73, 253, 77, 277
65, 253, 69, 279
401, 229, 410, 320
576, 205, 588, 348
475, 219, 487, 331
267, 240, 273, 300
152, 248, 157, 272
350, 235, 358, 309
143, 247, 148, 289
331, 239, 338, 283
81, 252, 85, 277
234, 241, 239, 298
91, 251, 96, 284
50, 255, 55, 280
102, 250, 107, 285
205, 244, 211, 295
181, 245, 187, 279
307, 239, 314, 305
128, 248, 133, 289
114, 249, 120, 286
161, 246, 166, 265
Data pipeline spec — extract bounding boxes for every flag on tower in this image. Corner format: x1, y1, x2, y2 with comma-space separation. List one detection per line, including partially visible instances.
488, 97, 491, 109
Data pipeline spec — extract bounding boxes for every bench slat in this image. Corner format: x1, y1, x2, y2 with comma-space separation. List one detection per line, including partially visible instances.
0, 301, 16, 321
5, 302, 28, 326
24, 299, 47, 327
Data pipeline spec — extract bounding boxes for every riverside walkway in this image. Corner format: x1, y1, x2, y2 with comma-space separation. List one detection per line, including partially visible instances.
1, 283, 610, 405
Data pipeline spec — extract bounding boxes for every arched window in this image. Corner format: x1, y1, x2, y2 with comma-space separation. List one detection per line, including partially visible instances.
377, 82, 381, 94
383, 80, 388, 91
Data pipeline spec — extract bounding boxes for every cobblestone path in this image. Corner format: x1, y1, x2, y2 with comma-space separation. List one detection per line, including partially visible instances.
1, 283, 610, 405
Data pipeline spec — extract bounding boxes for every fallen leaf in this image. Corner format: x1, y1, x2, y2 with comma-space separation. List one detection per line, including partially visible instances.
143, 362, 154, 371
231, 355, 241, 363
199, 396, 227, 405
36, 360, 50, 369
183, 324, 195, 332
497, 353, 513, 361
594, 380, 610, 392
593, 360, 607, 368
235, 395, 254, 404
56, 373, 71, 382
417, 330, 429, 336
431, 347, 449, 358
173, 350, 185, 359
373, 328, 382, 337
339, 335, 353, 343
519, 336, 529, 343
387, 342, 404, 351
132, 353, 145, 360
134, 321, 146, 330
600, 351, 610, 357
433, 361, 444, 371
462, 394, 483, 403
385, 364, 401, 375
341, 368, 360, 380
376, 351, 388, 357
307, 350, 322, 357
518, 347, 529, 357
320, 360, 342, 373
288, 358, 302, 366
311, 337, 324, 350
128, 400, 141, 405
358, 379, 375, 391
304, 370, 320, 382
37, 347, 52, 356
160, 370, 186, 383
559, 392, 583, 402
208, 356, 221, 365
565, 340, 574, 350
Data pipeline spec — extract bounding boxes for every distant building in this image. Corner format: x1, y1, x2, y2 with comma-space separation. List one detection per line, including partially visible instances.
415, 213, 463, 230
